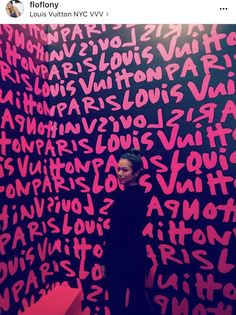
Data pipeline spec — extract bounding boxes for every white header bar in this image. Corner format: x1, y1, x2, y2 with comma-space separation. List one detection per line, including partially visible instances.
0, 0, 236, 24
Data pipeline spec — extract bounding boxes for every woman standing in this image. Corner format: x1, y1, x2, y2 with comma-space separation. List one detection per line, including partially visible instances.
104, 148, 149, 315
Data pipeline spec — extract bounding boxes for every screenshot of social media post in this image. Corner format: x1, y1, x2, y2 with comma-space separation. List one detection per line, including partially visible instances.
0, 1, 235, 315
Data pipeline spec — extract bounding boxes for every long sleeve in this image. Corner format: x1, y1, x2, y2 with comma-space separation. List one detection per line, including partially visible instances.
104, 186, 148, 267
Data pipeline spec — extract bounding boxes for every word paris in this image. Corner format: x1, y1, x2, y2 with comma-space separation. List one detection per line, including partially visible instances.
29, 1, 59, 9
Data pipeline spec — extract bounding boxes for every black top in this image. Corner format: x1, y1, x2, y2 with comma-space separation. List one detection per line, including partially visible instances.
104, 185, 148, 273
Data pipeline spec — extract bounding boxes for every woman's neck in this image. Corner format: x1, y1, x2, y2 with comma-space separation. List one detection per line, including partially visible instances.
124, 181, 138, 189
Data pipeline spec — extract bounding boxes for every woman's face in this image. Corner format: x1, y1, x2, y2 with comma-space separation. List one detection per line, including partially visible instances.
117, 158, 138, 187
7, 2, 13, 9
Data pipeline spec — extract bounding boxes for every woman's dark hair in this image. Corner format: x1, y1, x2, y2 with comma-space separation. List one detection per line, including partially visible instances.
120, 148, 143, 173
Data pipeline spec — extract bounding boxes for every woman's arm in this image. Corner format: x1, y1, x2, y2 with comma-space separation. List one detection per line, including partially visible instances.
14, 6, 20, 16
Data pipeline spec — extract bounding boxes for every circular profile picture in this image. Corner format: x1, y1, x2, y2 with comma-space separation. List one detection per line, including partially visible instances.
6, 0, 24, 17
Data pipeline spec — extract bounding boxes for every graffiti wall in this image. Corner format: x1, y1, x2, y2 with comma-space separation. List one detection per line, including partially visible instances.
0, 24, 236, 315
